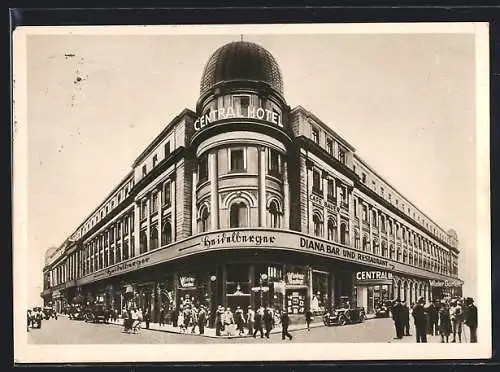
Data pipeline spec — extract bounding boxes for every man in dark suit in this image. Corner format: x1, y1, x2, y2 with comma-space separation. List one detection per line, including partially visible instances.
464, 297, 478, 343
280, 310, 293, 340
392, 298, 404, 339
412, 297, 428, 343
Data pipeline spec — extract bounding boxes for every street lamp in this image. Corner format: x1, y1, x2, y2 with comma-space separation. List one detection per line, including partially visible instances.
260, 273, 268, 308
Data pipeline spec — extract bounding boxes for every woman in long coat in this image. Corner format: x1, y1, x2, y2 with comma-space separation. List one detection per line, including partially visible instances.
438, 301, 452, 343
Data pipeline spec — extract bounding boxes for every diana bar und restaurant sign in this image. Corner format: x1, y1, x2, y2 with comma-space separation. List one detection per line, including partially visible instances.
194, 106, 282, 131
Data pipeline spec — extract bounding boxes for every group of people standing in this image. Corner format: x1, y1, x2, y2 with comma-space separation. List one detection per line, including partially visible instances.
169, 302, 208, 335
391, 296, 478, 343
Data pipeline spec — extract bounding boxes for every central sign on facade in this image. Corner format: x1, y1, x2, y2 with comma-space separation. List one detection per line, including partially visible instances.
194, 106, 282, 131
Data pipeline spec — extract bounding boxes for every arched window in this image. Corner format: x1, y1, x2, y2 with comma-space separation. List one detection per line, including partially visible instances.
362, 236, 369, 251
389, 244, 395, 260
340, 223, 348, 245
381, 242, 388, 257
161, 220, 172, 245
327, 219, 336, 241
230, 202, 248, 228
372, 239, 378, 255
198, 205, 210, 233
397, 248, 402, 262
268, 200, 281, 228
403, 250, 408, 263
355, 231, 360, 249
409, 252, 413, 266
150, 225, 158, 250
313, 213, 323, 237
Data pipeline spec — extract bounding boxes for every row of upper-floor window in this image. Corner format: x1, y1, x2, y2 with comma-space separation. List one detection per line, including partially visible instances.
202, 94, 283, 128
198, 146, 284, 183
354, 165, 451, 246
310, 125, 348, 166
195, 197, 283, 233
76, 179, 135, 239
311, 168, 348, 205
141, 141, 171, 178
138, 180, 172, 220
353, 197, 453, 260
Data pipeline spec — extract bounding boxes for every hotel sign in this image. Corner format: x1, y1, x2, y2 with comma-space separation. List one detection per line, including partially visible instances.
355, 271, 393, 283
194, 106, 282, 131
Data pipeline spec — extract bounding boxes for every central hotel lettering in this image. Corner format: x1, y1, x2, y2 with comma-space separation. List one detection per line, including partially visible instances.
41, 40, 462, 325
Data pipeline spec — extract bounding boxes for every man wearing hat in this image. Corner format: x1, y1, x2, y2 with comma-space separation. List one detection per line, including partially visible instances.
280, 309, 293, 341
197, 305, 207, 335
215, 305, 225, 336
392, 298, 404, 339
412, 297, 427, 343
464, 297, 478, 343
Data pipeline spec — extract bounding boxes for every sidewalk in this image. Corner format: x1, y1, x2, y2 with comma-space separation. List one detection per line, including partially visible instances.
105, 317, 326, 339
60, 312, 377, 339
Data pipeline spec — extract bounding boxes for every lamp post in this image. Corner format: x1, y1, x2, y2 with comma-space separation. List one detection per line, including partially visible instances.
260, 273, 268, 308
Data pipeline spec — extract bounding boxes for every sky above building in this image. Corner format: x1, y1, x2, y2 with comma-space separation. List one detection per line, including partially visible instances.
21, 26, 481, 306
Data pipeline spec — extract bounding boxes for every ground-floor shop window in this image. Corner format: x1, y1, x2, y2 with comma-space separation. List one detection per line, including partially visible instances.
312, 270, 329, 314
226, 263, 251, 311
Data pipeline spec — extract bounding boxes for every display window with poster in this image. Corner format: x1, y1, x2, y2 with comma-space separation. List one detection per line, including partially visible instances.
226, 264, 251, 311
284, 264, 307, 315
177, 273, 198, 308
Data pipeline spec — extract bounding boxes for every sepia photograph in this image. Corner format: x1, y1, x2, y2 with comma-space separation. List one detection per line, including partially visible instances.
13, 22, 491, 363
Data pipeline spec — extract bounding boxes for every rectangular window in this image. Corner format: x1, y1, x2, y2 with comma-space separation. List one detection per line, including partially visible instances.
339, 148, 346, 164
327, 179, 334, 199
142, 165, 147, 177
312, 170, 321, 193
140, 199, 148, 220
268, 148, 282, 176
164, 141, 171, 157
354, 197, 358, 217
233, 95, 250, 117
362, 204, 368, 222
152, 154, 158, 168
230, 148, 245, 172
312, 127, 319, 144
361, 173, 366, 183
372, 180, 376, 190
380, 187, 384, 196
340, 186, 347, 202
151, 191, 159, 214
326, 138, 333, 155
163, 181, 171, 206
198, 154, 208, 182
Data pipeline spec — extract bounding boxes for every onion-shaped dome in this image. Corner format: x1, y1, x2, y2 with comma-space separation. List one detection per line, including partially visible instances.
200, 41, 283, 95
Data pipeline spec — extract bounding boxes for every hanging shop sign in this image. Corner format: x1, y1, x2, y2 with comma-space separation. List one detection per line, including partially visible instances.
179, 276, 196, 288
286, 272, 306, 286
194, 106, 282, 131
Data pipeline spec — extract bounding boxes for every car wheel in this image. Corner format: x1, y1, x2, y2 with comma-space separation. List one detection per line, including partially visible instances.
339, 317, 347, 326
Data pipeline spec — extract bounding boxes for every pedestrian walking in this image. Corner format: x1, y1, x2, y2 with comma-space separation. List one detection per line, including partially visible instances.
402, 301, 411, 336
215, 305, 225, 336
264, 307, 274, 338
280, 310, 293, 340
172, 306, 179, 328
253, 307, 264, 338
412, 297, 427, 343
234, 306, 245, 335
246, 306, 255, 336
197, 306, 207, 335
464, 297, 478, 343
304, 308, 313, 331
159, 306, 165, 327
392, 298, 405, 339
223, 307, 235, 336
450, 300, 464, 343
438, 301, 452, 343
144, 308, 151, 329
178, 306, 185, 332
191, 305, 199, 334
428, 300, 439, 336
27, 309, 32, 332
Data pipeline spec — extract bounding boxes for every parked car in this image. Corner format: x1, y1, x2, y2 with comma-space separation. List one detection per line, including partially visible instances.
31, 307, 43, 328
85, 303, 112, 323
374, 303, 391, 318
68, 305, 85, 320
323, 306, 367, 326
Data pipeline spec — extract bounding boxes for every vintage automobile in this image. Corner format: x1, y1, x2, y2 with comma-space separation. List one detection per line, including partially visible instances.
43, 306, 58, 320
323, 306, 367, 326
84, 303, 112, 323
31, 307, 43, 328
68, 305, 85, 320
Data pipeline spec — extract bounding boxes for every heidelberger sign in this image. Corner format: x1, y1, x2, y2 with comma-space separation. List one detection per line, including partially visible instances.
76, 229, 456, 286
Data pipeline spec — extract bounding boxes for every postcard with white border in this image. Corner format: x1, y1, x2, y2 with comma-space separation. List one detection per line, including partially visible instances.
13, 22, 491, 363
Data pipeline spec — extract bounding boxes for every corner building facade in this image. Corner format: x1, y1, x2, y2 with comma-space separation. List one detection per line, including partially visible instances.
41, 41, 463, 324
